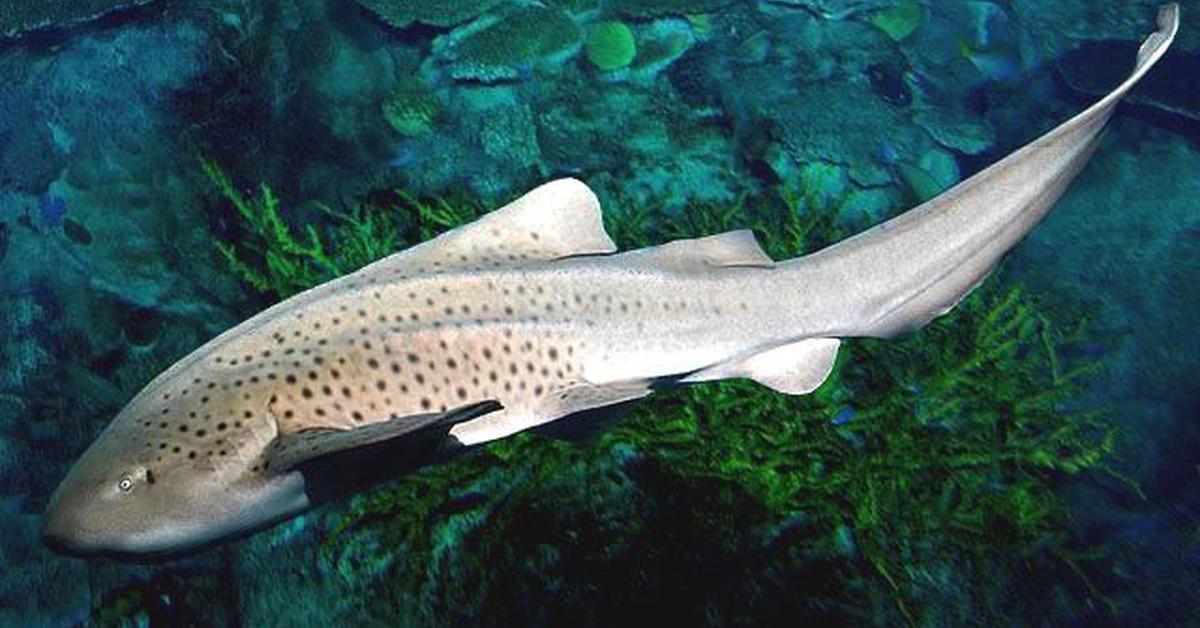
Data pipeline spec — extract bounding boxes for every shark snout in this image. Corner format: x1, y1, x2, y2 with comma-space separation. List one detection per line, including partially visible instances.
41, 492, 97, 558
41, 461, 127, 558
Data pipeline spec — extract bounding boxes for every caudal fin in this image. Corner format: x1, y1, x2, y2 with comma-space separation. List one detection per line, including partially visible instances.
786, 4, 1179, 338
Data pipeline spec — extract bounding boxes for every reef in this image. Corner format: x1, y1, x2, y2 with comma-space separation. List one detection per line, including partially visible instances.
352, 0, 508, 29
1, 0, 1197, 625
0, 0, 156, 39
431, 6, 582, 83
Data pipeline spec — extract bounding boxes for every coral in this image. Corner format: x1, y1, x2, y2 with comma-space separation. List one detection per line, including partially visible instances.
200, 173, 1123, 624
0, 82, 62, 194
434, 7, 581, 83
770, 76, 932, 186
610, 0, 735, 19
586, 21, 637, 71
0, 496, 89, 627
601, 124, 742, 211
479, 103, 540, 170
868, 0, 923, 41
352, 0, 508, 29
381, 77, 439, 137
627, 19, 696, 82
88, 567, 233, 627
912, 96, 995, 155
0, 0, 154, 39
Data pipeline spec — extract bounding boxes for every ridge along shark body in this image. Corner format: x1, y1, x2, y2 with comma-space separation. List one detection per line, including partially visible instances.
42, 6, 1179, 561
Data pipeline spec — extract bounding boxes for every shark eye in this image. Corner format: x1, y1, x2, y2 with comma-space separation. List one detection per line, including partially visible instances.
117, 475, 134, 492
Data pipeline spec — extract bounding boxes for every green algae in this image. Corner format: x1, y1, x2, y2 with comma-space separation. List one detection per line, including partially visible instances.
207, 167, 1125, 624
200, 158, 480, 299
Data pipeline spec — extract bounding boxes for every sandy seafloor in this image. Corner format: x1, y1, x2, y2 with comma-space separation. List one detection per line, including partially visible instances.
0, 0, 1197, 625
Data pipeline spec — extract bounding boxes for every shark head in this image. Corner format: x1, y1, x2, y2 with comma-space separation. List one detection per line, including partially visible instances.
41, 363, 309, 561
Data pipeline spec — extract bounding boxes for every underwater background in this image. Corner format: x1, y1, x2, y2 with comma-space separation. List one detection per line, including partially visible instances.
0, 0, 1197, 625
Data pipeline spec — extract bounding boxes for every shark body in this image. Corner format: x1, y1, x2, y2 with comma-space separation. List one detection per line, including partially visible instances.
42, 5, 1179, 561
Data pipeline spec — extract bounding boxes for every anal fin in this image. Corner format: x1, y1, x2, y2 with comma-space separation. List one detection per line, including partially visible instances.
681, 338, 841, 395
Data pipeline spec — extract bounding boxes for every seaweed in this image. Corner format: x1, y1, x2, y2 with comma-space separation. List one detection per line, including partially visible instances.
207, 165, 1125, 624
199, 157, 481, 299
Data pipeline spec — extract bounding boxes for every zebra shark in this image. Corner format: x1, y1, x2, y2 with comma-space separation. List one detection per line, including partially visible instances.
42, 5, 1179, 561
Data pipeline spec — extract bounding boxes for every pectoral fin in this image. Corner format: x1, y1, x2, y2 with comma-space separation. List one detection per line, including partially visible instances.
265, 400, 502, 472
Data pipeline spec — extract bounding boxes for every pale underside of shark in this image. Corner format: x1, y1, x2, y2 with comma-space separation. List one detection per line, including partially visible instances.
41, 5, 1180, 561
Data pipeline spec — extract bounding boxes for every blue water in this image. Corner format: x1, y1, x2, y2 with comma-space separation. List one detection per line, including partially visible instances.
1, 0, 1197, 625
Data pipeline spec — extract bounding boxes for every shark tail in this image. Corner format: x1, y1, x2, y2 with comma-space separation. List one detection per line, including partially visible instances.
785, 4, 1178, 339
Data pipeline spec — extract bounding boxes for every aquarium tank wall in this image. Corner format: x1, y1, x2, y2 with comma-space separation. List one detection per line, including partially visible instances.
0, 0, 1197, 626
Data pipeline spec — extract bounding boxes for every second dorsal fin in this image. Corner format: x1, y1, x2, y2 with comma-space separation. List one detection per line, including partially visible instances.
622, 230, 775, 270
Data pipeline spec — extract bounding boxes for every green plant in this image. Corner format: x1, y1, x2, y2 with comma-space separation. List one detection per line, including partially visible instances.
200, 158, 481, 299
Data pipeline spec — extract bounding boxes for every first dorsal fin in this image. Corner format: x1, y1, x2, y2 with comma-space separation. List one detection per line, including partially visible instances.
347, 178, 616, 281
